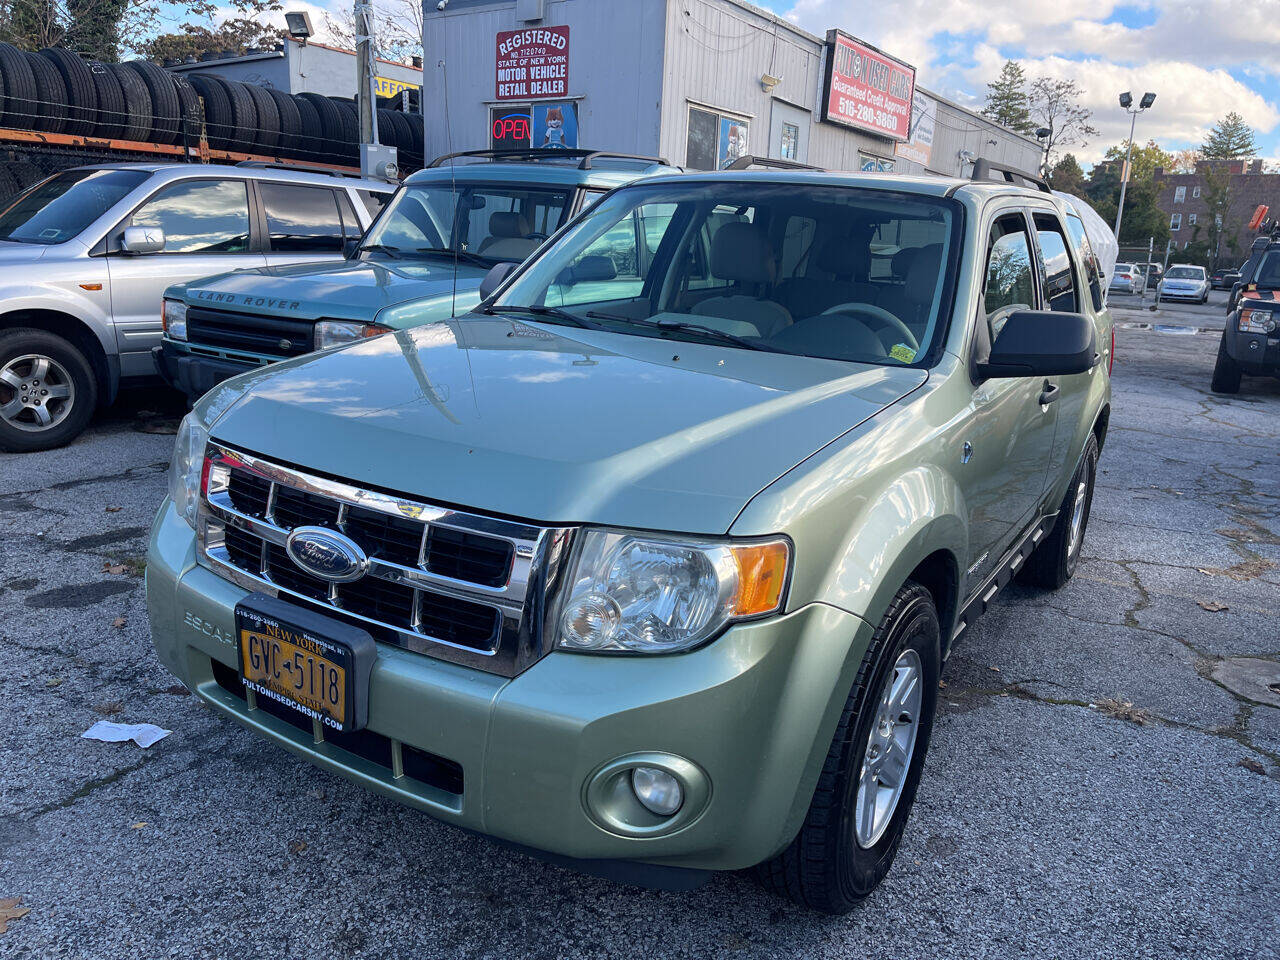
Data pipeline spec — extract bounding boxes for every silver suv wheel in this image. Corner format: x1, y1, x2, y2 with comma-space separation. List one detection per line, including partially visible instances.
854, 648, 923, 848
0, 354, 76, 432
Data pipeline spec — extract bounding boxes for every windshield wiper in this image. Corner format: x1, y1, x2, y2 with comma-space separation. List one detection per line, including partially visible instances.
358, 243, 402, 259
415, 247, 494, 267
488, 304, 605, 330
652, 318, 773, 352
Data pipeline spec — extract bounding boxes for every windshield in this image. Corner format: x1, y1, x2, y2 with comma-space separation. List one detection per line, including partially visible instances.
0, 168, 147, 244
1166, 266, 1204, 280
1254, 251, 1280, 288
491, 180, 959, 366
359, 180, 572, 265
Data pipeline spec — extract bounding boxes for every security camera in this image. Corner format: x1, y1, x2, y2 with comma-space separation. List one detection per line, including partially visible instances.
436, 0, 448, 9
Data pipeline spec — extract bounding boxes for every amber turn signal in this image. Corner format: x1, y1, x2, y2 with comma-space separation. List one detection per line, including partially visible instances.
729, 540, 790, 617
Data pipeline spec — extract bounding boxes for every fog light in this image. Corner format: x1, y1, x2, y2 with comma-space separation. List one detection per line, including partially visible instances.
631, 766, 683, 816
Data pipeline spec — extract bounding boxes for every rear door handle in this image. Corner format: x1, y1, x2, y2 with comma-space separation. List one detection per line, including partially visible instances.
1039, 381, 1060, 405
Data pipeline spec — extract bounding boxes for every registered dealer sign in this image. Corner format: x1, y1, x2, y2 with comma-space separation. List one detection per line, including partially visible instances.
495, 26, 570, 101
821, 30, 915, 141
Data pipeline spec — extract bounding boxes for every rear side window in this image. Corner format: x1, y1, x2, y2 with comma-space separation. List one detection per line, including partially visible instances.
1063, 212, 1104, 311
983, 214, 1036, 337
260, 183, 344, 252
1033, 213, 1081, 313
356, 189, 391, 217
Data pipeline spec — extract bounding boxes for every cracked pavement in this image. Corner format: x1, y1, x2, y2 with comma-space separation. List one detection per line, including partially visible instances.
1, 314, 1278, 960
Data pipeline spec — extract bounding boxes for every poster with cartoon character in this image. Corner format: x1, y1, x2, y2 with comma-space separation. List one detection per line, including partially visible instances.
533, 101, 579, 149
718, 117, 749, 169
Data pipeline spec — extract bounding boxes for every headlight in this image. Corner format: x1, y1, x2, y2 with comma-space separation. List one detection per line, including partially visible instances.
168, 414, 208, 528
163, 299, 187, 340
314, 320, 392, 350
555, 530, 790, 654
1239, 307, 1278, 334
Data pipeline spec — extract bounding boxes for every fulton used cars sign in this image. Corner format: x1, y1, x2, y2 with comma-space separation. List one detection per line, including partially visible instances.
821, 30, 915, 142
495, 26, 570, 101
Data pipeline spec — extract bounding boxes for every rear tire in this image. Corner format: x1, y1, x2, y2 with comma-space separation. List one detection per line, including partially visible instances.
1017, 434, 1099, 590
1210, 333, 1243, 394
0, 328, 98, 453
757, 581, 940, 914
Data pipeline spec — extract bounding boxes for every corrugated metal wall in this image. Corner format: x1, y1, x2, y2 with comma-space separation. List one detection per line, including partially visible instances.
422, 0, 668, 162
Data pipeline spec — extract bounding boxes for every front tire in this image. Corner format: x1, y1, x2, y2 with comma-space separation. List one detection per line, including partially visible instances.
1018, 434, 1099, 590
1210, 333, 1242, 394
0, 328, 98, 452
757, 581, 940, 914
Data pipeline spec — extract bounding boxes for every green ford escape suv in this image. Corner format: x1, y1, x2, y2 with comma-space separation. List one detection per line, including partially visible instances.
146, 165, 1113, 912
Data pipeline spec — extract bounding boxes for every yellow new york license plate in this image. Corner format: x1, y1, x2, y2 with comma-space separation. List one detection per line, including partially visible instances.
239, 625, 349, 728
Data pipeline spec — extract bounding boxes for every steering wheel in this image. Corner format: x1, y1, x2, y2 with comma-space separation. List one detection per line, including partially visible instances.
821, 302, 920, 353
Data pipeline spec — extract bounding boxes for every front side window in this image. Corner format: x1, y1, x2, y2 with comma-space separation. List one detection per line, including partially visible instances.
259, 183, 344, 252
0, 169, 148, 244
492, 181, 960, 366
128, 179, 250, 254
983, 215, 1036, 337
1034, 213, 1081, 313
360, 181, 571, 265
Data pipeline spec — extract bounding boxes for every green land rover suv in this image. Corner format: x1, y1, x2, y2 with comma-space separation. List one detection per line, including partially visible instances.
146, 166, 1113, 912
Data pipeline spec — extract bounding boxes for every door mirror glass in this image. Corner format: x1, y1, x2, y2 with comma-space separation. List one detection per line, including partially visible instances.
478, 261, 517, 301
977, 310, 1097, 379
122, 225, 165, 254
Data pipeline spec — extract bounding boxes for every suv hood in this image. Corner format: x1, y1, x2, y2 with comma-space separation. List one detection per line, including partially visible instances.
207, 318, 926, 534
182, 257, 492, 324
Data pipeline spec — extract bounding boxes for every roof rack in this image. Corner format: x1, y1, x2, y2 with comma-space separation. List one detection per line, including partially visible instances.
969, 158, 1052, 193
427, 148, 671, 170
235, 160, 377, 181
725, 155, 823, 172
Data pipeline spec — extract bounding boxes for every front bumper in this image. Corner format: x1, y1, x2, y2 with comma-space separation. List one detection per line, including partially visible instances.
146, 499, 872, 875
154, 340, 261, 401
1158, 287, 1206, 301
1224, 324, 1280, 376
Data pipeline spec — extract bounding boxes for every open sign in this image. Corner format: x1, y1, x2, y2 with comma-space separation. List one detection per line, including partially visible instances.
491, 108, 532, 149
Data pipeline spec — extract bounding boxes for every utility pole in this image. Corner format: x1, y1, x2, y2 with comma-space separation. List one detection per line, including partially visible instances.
356, 0, 398, 180
1112, 91, 1156, 245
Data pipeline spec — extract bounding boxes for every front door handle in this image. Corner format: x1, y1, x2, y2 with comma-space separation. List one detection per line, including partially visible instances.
1039, 381, 1060, 405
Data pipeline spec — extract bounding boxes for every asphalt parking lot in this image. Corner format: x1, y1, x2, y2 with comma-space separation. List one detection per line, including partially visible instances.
2, 300, 1278, 959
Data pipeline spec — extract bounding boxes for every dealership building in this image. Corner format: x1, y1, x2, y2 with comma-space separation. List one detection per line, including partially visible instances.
425, 0, 1040, 176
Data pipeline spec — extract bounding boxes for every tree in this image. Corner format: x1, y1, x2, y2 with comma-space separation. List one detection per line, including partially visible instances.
1201, 112, 1257, 160
1029, 77, 1099, 172
1170, 148, 1202, 174
325, 0, 422, 63
1049, 153, 1085, 193
981, 60, 1035, 135
139, 0, 285, 62
1090, 175, 1170, 247
1100, 139, 1173, 184
0, 0, 191, 61
1199, 162, 1236, 268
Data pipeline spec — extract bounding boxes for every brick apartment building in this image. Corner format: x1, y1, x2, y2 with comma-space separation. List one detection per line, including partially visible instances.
1153, 159, 1280, 266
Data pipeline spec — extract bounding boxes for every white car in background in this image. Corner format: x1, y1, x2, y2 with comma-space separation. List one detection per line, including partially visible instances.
1158, 264, 1210, 304
1109, 263, 1140, 295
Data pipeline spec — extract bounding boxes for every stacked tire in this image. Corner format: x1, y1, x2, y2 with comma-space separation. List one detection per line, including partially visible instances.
0, 43, 427, 172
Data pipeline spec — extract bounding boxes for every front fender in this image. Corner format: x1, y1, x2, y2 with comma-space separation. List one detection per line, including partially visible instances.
0, 285, 116, 356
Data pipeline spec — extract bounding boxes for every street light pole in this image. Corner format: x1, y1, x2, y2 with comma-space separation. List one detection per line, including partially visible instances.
1112, 91, 1156, 245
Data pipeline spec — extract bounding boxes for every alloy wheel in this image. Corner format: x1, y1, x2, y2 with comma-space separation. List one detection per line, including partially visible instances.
0, 354, 76, 432
854, 648, 923, 848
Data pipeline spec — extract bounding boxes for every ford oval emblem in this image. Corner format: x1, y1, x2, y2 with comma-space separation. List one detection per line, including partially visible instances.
285, 526, 369, 583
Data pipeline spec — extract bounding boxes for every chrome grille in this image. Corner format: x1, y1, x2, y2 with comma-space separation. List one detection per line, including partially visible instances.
197, 443, 575, 677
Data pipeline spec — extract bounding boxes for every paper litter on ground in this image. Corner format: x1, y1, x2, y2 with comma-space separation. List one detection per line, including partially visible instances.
81, 720, 172, 748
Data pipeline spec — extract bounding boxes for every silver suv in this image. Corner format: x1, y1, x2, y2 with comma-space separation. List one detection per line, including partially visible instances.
0, 162, 394, 452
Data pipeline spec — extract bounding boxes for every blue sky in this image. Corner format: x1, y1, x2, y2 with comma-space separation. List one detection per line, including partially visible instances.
757, 0, 1280, 167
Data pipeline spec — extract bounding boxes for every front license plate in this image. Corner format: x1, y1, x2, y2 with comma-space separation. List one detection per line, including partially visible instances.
234, 593, 376, 732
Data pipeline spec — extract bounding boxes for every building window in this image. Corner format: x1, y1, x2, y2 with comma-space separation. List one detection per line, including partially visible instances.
1188, 213, 1197, 225
1174, 185, 1186, 203
780, 122, 799, 160
1170, 213, 1182, 231
859, 152, 895, 173
686, 106, 750, 171
1192, 186, 1201, 198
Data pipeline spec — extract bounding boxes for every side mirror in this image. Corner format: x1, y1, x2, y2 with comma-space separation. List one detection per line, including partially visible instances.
478, 261, 517, 301
557, 255, 617, 287
976, 310, 1097, 379
343, 237, 361, 259
122, 225, 165, 254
